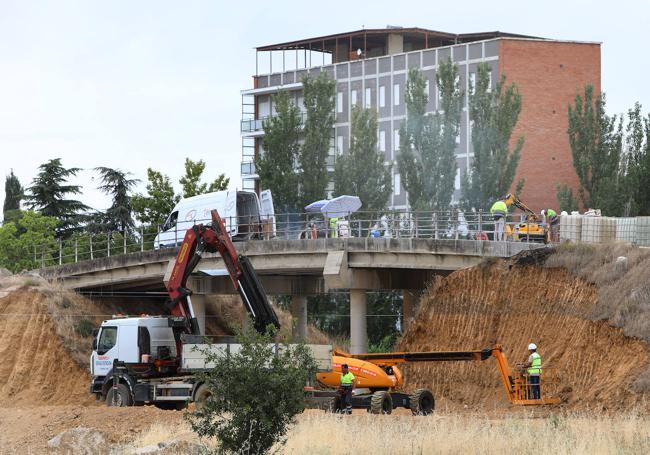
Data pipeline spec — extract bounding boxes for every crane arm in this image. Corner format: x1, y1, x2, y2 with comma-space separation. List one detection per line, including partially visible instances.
503, 193, 539, 222
166, 209, 280, 339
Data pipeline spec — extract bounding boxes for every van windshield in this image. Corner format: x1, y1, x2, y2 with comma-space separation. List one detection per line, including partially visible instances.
162, 211, 178, 231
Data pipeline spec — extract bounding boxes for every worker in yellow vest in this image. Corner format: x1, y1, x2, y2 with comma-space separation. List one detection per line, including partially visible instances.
339, 363, 356, 414
524, 343, 542, 399
329, 217, 338, 238
541, 209, 559, 242
490, 200, 508, 241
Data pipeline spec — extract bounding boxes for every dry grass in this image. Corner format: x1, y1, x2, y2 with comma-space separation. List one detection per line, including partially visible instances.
280, 412, 650, 455
546, 243, 650, 391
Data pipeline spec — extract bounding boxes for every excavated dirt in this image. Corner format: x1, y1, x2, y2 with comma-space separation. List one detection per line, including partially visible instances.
399, 259, 650, 412
0, 290, 95, 406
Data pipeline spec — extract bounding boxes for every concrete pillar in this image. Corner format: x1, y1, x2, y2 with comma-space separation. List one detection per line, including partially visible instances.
290, 295, 308, 341
402, 290, 417, 332
350, 289, 368, 354
190, 294, 206, 335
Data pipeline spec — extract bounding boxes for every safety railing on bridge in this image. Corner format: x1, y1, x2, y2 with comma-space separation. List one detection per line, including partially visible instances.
15, 210, 650, 271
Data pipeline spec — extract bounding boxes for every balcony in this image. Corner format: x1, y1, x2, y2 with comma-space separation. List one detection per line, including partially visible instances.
241, 112, 308, 135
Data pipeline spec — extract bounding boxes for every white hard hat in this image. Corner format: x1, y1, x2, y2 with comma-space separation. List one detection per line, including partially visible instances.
528, 343, 537, 350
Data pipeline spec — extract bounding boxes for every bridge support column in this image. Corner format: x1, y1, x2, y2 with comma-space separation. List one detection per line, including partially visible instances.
350, 289, 367, 354
402, 290, 417, 332
190, 294, 206, 335
290, 295, 308, 341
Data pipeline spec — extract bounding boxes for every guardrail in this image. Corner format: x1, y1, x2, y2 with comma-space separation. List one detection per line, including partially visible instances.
16, 210, 650, 271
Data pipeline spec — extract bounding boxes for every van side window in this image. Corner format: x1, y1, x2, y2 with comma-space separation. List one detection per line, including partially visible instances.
97, 327, 117, 355
162, 211, 178, 231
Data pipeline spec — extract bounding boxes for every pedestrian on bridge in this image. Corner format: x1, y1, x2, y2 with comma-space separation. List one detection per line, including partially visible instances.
490, 199, 508, 241
541, 209, 559, 242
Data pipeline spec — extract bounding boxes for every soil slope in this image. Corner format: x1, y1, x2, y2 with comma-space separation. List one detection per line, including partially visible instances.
0, 290, 95, 406
399, 257, 650, 412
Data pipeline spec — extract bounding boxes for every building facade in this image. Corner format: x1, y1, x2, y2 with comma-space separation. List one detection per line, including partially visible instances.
240, 28, 600, 211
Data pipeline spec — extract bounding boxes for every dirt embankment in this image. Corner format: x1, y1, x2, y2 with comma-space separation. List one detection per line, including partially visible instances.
399, 251, 650, 412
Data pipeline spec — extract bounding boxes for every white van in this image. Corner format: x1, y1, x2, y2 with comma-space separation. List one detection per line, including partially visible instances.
154, 190, 275, 249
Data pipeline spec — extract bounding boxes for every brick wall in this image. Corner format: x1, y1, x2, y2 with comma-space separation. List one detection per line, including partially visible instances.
499, 39, 601, 212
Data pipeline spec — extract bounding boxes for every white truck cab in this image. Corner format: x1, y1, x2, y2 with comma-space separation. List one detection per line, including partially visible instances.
90, 317, 177, 378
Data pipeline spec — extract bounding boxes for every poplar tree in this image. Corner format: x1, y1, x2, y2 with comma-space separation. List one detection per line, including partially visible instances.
566, 85, 623, 215
621, 102, 650, 216
3, 170, 23, 223
300, 72, 336, 207
257, 90, 302, 211
397, 60, 462, 211
462, 63, 524, 210
179, 158, 229, 198
334, 106, 392, 211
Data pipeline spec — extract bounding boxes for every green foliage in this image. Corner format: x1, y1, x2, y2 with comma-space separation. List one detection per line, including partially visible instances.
25, 158, 90, 236
555, 183, 579, 213
186, 326, 317, 455
0, 211, 58, 272
179, 158, 229, 198
462, 63, 524, 210
3, 170, 23, 223
397, 61, 461, 212
620, 102, 650, 216
567, 85, 623, 215
95, 167, 139, 234
258, 90, 302, 212
368, 333, 399, 353
334, 106, 392, 211
132, 168, 179, 226
300, 72, 336, 207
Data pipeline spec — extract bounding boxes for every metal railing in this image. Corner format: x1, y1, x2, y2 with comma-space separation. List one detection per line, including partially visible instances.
13, 210, 650, 271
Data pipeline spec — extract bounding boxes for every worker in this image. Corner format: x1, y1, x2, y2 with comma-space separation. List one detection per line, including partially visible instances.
490, 199, 508, 241
339, 363, 356, 414
541, 209, 559, 242
524, 343, 542, 400
329, 217, 338, 238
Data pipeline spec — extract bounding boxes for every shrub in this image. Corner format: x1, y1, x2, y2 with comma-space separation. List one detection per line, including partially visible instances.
185, 325, 317, 455
75, 319, 95, 338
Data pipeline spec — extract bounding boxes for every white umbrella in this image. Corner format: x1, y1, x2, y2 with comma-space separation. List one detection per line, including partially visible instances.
319, 195, 362, 218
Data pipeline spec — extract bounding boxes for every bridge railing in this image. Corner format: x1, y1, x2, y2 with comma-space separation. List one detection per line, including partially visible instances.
20, 210, 650, 270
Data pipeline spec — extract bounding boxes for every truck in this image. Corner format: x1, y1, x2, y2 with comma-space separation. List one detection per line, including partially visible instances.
154, 189, 275, 249
91, 209, 330, 408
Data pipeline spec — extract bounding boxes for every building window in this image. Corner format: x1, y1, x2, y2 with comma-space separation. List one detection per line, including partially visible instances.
455, 168, 461, 190
394, 173, 401, 196
394, 129, 400, 151
365, 87, 371, 108
337, 135, 344, 154
487, 70, 493, 92
351, 90, 357, 106
393, 84, 400, 106
455, 130, 461, 144
379, 86, 386, 108
469, 72, 476, 95
424, 80, 430, 99
298, 95, 305, 112
379, 130, 386, 152
337, 92, 343, 113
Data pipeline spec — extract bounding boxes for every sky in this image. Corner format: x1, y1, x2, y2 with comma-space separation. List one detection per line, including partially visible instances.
0, 0, 647, 219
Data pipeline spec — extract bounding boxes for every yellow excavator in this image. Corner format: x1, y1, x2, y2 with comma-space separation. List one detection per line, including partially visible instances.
502, 193, 550, 243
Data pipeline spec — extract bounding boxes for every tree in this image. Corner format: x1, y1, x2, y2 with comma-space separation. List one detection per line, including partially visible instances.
95, 167, 139, 234
300, 72, 336, 207
334, 106, 392, 211
397, 61, 461, 212
0, 211, 58, 272
186, 327, 317, 455
3, 170, 23, 223
462, 63, 524, 210
25, 158, 90, 236
257, 90, 302, 212
566, 85, 623, 215
179, 158, 229, 198
555, 183, 579, 213
132, 168, 179, 226
621, 102, 650, 216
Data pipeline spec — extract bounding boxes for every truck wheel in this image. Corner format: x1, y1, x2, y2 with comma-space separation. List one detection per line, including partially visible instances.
194, 384, 212, 411
154, 402, 187, 411
370, 391, 393, 415
409, 389, 434, 416
106, 383, 132, 407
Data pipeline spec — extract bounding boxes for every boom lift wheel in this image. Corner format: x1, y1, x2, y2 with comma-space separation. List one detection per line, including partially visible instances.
106, 383, 132, 407
194, 384, 212, 410
370, 391, 393, 414
409, 389, 434, 415
154, 401, 188, 411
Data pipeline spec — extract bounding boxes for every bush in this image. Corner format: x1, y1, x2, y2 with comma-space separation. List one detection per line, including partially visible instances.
74, 319, 95, 338
185, 325, 317, 454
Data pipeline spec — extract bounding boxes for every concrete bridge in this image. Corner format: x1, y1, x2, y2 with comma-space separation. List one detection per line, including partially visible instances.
39, 238, 543, 353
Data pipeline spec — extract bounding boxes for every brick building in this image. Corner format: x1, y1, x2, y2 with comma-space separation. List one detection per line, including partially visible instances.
240, 28, 600, 211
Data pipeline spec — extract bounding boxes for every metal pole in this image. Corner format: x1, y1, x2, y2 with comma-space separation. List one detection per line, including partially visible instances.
59, 239, 62, 265
41, 246, 45, 268
75, 239, 78, 263
123, 230, 127, 254
107, 232, 111, 257
140, 225, 144, 252
90, 235, 93, 260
